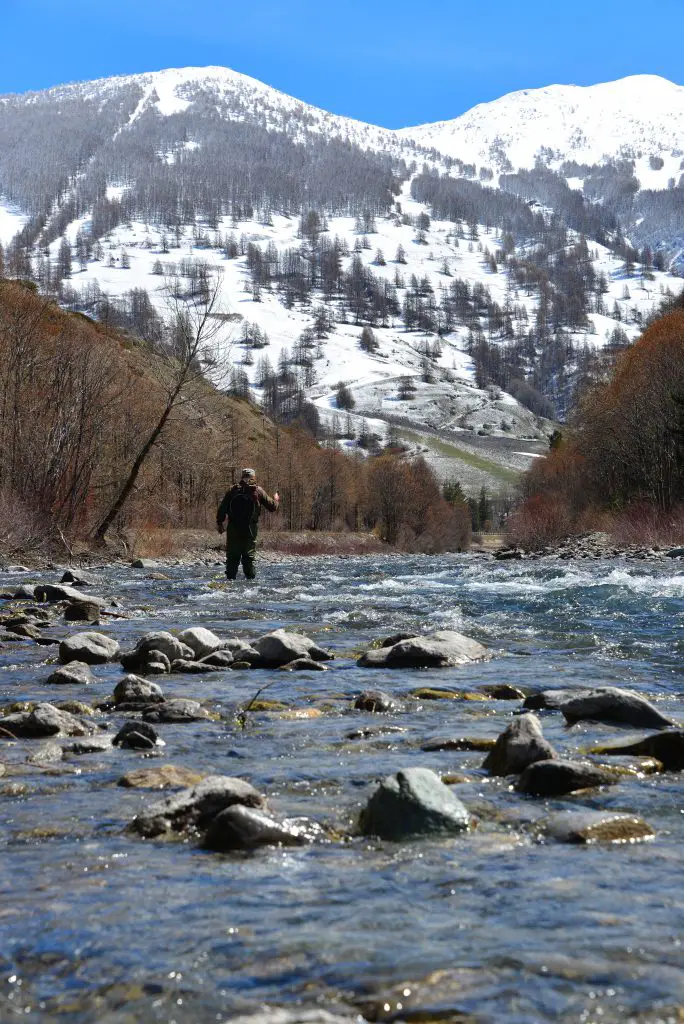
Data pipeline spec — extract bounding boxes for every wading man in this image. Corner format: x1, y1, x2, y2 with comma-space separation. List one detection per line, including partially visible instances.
216, 468, 279, 580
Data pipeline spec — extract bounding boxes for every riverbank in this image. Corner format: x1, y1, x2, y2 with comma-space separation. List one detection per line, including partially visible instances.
496, 529, 684, 561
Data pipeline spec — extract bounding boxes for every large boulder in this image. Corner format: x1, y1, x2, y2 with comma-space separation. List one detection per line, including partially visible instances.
112, 675, 164, 707
1, 702, 97, 738
558, 687, 675, 730
358, 630, 487, 669
203, 805, 318, 852
538, 810, 655, 844
129, 775, 265, 838
35, 583, 105, 606
251, 629, 333, 666
516, 758, 617, 796
482, 713, 557, 776
45, 661, 93, 686
59, 632, 120, 665
592, 729, 684, 771
178, 627, 226, 660
359, 767, 470, 840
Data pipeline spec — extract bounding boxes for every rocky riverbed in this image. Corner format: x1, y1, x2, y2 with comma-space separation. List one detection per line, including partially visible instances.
0, 553, 683, 1023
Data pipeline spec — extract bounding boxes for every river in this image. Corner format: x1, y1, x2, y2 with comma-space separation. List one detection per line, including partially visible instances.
1, 553, 683, 1023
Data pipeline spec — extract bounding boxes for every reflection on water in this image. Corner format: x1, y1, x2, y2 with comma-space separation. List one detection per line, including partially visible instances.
0, 553, 683, 1022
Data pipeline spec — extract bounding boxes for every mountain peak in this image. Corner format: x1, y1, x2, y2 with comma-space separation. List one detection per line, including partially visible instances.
399, 74, 684, 169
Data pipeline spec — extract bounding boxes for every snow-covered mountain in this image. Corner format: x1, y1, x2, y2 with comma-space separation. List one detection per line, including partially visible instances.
400, 75, 684, 185
0, 67, 683, 492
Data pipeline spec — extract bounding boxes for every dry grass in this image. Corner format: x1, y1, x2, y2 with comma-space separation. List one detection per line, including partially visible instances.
259, 531, 390, 556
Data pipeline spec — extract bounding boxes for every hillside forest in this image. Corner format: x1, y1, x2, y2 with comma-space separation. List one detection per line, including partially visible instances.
0, 278, 470, 557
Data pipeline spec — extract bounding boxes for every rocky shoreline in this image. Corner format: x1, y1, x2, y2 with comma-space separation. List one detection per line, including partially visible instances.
495, 529, 684, 561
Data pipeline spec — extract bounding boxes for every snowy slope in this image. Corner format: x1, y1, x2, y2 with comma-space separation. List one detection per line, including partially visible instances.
399, 75, 684, 183
3, 66, 684, 490
32, 65, 410, 157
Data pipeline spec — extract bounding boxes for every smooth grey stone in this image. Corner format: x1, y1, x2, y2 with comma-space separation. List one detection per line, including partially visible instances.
130, 775, 265, 838
130, 558, 159, 569
35, 584, 105, 606
112, 675, 164, 706
559, 687, 675, 730
12, 584, 36, 600
203, 805, 313, 851
178, 626, 226, 659
199, 650, 234, 668
122, 631, 186, 666
358, 630, 488, 669
59, 631, 120, 665
143, 699, 210, 723
359, 766, 470, 840
280, 657, 327, 672
2, 703, 97, 738
251, 629, 333, 666
516, 758, 617, 796
45, 661, 93, 686
482, 713, 557, 776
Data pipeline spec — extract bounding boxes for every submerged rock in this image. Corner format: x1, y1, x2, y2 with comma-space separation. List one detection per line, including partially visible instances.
45, 661, 93, 686
129, 775, 265, 838
359, 766, 471, 840
592, 729, 684, 771
538, 810, 655, 844
118, 764, 206, 789
170, 658, 223, 674
422, 736, 496, 752
516, 758, 617, 796
251, 629, 333, 666
482, 713, 557, 776
2, 703, 97, 738
481, 684, 526, 700
178, 626, 226, 660
142, 699, 211, 723
354, 690, 402, 713
358, 630, 488, 669
59, 631, 120, 665
203, 805, 317, 852
280, 657, 328, 671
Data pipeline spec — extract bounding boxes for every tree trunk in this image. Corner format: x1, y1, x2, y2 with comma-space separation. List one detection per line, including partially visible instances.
93, 399, 173, 543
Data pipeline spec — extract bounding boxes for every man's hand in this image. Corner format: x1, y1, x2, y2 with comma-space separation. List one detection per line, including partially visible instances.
274, 491, 280, 503
217, 523, 225, 535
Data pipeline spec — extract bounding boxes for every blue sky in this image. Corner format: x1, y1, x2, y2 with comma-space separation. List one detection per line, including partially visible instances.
1, 0, 682, 126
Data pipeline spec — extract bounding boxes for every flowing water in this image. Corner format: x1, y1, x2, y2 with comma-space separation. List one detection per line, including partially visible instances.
1, 554, 684, 1023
